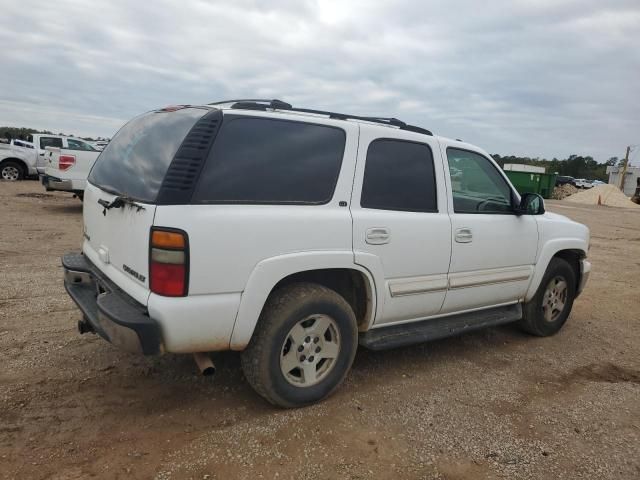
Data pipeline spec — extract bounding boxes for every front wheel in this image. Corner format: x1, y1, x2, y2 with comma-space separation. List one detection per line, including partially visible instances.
241, 283, 358, 408
520, 258, 577, 336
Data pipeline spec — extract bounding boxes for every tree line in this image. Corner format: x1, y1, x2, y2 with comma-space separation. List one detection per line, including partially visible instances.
490, 154, 619, 181
0, 126, 108, 142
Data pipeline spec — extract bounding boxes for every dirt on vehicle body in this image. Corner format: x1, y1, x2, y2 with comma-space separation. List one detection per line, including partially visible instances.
0, 181, 639, 479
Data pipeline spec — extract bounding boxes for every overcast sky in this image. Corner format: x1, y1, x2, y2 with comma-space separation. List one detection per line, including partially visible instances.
1, 0, 638, 161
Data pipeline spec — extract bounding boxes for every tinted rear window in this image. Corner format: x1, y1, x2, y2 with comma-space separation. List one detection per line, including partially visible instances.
88, 108, 207, 202
40, 137, 63, 149
192, 117, 345, 204
361, 139, 437, 212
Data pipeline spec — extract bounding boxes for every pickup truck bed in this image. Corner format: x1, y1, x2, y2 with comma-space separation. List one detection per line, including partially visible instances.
42, 146, 100, 197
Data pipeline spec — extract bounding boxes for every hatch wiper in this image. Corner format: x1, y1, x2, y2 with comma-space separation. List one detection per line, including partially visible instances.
98, 196, 146, 216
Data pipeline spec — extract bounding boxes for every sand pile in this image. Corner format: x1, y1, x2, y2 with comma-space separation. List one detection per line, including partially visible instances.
552, 184, 579, 200
564, 184, 640, 208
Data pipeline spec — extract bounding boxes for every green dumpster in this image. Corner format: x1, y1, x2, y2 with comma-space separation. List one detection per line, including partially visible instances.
504, 171, 557, 199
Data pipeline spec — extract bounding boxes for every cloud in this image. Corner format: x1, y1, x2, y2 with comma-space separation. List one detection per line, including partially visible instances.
0, 0, 638, 160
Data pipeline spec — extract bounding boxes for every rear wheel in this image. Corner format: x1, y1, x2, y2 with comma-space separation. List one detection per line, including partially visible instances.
520, 258, 576, 336
241, 283, 358, 408
0, 161, 24, 181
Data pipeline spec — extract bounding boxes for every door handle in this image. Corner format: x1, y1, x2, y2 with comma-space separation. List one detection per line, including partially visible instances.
455, 228, 473, 243
366, 227, 391, 245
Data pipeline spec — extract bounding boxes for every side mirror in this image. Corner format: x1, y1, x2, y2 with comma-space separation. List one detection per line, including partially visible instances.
515, 193, 545, 215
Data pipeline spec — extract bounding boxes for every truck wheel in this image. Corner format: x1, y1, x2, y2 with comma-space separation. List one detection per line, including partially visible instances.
0, 161, 24, 181
520, 258, 576, 336
241, 282, 358, 408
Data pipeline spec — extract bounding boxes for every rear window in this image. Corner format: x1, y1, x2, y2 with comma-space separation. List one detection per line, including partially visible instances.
361, 139, 437, 212
40, 137, 63, 149
88, 108, 208, 202
67, 138, 97, 151
192, 117, 345, 204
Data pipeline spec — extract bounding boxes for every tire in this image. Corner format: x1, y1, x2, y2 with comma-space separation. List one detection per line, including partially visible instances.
241, 282, 358, 408
0, 161, 24, 181
520, 258, 576, 336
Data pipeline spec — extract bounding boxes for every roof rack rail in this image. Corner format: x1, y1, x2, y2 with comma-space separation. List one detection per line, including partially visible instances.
208, 99, 292, 109
208, 99, 432, 136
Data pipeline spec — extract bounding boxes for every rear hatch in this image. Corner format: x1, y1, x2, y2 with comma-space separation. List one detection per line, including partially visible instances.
82, 107, 209, 305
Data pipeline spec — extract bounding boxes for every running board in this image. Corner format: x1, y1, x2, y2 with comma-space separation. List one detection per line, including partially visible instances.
359, 304, 523, 351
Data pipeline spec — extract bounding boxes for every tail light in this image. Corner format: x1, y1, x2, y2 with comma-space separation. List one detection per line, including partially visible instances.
59, 154, 76, 171
149, 228, 189, 297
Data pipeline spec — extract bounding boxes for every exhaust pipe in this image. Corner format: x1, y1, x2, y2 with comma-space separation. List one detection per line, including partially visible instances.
193, 352, 216, 376
77, 319, 95, 334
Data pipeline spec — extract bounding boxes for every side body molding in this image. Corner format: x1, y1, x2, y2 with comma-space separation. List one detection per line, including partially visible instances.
229, 251, 378, 350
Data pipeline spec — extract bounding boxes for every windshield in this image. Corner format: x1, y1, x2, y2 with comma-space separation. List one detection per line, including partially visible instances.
88, 107, 208, 202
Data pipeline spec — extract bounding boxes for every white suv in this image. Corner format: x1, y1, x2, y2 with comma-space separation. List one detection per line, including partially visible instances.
63, 100, 591, 407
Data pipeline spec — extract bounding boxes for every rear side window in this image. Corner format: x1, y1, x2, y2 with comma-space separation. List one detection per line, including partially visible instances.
40, 137, 63, 149
88, 108, 207, 202
361, 139, 437, 212
193, 117, 345, 204
66, 139, 97, 151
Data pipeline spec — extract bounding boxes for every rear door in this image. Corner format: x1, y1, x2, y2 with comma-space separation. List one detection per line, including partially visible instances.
351, 129, 452, 326
82, 107, 209, 305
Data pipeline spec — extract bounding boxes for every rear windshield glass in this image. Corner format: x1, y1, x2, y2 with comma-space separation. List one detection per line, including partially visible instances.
88, 108, 207, 202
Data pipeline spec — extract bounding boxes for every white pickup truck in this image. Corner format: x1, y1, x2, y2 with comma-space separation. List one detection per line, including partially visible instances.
62, 100, 591, 407
0, 134, 98, 181
28, 134, 99, 175
41, 140, 101, 198
0, 139, 37, 180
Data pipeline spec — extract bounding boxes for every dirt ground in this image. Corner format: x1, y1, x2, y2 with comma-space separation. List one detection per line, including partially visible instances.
1, 180, 639, 480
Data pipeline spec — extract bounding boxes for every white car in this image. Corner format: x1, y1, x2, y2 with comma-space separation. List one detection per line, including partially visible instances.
574, 178, 593, 189
91, 140, 109, 151
63, 100, 591, 407
26, 134, 98, 175
0, 139, 37, 180
41, 139, 101, 199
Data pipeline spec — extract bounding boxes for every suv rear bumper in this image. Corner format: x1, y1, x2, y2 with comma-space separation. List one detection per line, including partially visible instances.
62, 253, 163, 355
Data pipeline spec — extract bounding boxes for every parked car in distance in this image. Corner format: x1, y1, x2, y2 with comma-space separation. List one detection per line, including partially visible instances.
591, 180, 605, 186
62, 100, 591, 407
574, 178, 593, 189
0, 139, 38, 181
555, 175, 576, 186
24, 134, 93, 175
41, 139, 101, 199
91, 140, 109, 151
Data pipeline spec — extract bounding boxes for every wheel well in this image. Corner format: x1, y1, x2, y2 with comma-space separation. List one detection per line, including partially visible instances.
553, 249, 584, 285
271, 269, 373, 330
0, 158, 27, 174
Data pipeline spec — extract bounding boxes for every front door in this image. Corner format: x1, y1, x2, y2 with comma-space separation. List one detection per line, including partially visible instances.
351, 130, 452, 326
441, 145, 538, 313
